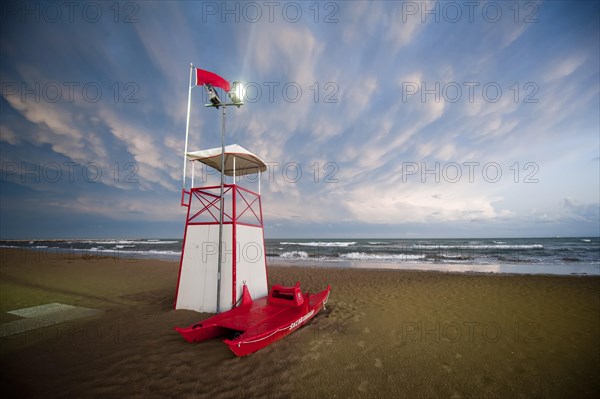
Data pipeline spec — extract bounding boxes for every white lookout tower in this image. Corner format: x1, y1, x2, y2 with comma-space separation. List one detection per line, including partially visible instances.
174, 144, 269, 313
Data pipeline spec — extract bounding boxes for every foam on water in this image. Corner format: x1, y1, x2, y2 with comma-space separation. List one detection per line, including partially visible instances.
280, 251, 310, 259
341, 252, 426, 261
280, 241, 357, 247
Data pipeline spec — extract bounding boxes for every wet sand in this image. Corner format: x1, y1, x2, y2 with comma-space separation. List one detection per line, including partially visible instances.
1, 248, 599, 398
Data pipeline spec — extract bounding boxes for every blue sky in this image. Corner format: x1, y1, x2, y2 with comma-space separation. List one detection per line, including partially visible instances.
1, 1, 598, 239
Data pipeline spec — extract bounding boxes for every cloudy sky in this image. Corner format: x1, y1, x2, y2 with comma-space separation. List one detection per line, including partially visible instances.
1, 1, 598, 239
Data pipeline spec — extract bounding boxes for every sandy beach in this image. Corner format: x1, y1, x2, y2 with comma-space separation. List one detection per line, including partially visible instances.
1, 248, 599, 398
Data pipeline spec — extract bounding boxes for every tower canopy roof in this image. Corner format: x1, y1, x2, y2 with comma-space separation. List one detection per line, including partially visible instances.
186, 144, 267, 176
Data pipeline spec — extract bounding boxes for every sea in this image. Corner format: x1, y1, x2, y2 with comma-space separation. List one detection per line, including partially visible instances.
1, 237, 599, 276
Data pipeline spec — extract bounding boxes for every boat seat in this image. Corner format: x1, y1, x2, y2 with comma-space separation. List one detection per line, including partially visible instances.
268, 282, 304, 306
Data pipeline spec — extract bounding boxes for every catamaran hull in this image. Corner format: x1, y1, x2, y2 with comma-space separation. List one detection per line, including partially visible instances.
176, 284, 330, 356
224, 301, 325, 356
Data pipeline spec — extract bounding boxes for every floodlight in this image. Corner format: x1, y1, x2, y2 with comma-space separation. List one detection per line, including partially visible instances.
228, 81, 244, 107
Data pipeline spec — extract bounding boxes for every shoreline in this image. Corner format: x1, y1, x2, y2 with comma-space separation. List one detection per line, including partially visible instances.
270, 259, 600, 277
2, 246, 598, 277
1, 248, 599, 398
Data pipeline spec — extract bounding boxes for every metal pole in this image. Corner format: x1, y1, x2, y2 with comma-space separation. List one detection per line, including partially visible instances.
216, 105, 226, 313
191, 161, 195, 188
182, 63, 194, 189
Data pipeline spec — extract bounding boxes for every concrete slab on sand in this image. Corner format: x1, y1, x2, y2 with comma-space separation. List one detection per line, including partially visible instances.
1, 303, 104, 338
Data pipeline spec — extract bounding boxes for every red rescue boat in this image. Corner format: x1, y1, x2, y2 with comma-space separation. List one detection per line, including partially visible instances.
175, 282, 331, 356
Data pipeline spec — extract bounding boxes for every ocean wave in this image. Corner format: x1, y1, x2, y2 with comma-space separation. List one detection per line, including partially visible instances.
147, 250, 181, 255
432, 254, 474, 260
280, 241, 357, 247
280, 251, 310, 259
340, 252, 426, 261
413, 244, 544, 250
94, 240, 179, 245
76, 247, 181, 257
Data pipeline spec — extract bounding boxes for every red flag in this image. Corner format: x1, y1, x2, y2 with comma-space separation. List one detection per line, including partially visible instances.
196, 68, 231, 92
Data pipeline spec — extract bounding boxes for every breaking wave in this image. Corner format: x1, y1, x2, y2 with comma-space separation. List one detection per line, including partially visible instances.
280, 251, 310, 259
280, 242, 356, 247
340, 252, 426, 261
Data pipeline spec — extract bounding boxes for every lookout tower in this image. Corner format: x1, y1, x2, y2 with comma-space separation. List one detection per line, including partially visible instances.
174, 144, 269, 313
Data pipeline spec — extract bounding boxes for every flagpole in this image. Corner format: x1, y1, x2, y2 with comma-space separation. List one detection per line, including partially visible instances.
216, 105, 226, 313
182, 63, 194, 189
